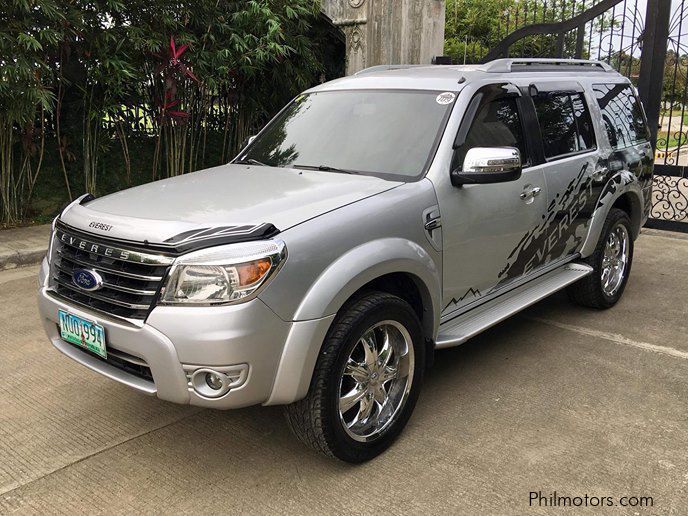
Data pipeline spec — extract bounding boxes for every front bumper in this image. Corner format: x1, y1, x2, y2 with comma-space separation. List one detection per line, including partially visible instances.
37, 259, 330, 409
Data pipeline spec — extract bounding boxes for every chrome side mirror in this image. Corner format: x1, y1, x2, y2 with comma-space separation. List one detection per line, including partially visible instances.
451, 147, 522, 186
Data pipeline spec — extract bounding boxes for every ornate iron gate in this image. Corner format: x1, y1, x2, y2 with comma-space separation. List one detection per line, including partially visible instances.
651, 1, 688, 232
452, 0, 686, 231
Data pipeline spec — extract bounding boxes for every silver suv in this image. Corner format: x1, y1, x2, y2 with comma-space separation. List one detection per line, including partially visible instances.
38, 58, 654, 462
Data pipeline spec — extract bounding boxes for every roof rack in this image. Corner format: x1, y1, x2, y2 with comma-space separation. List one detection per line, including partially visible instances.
354, 64, 429, 76
482, 58, 614, 73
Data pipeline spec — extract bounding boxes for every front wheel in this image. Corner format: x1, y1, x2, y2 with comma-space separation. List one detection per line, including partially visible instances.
284, 292, 425, 463
567, 208, 634, 309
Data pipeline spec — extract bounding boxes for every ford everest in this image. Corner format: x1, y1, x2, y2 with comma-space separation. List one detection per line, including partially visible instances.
38, 58, 654, 462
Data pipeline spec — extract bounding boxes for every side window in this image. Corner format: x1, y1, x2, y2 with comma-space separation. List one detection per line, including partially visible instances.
454, 97, 526, 170
571, 93, 596, 150
593, 83, 649, 149
533, 92, 596, 159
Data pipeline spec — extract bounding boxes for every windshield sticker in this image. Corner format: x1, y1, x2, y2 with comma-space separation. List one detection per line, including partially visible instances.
436, 92, 456, 105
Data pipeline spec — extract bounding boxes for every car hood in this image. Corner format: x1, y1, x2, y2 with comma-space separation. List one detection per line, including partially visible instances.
61, 163, 401, 246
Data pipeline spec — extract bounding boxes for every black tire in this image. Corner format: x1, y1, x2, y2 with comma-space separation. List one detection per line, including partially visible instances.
284, 291, 425, 463
567, 208, 634, 309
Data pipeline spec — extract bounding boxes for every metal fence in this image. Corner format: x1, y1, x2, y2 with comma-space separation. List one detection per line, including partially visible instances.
652, 1, 688, 232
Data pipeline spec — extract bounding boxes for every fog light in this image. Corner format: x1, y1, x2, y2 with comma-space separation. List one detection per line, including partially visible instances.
205, 372, 224, 390
187, 365, 249, 399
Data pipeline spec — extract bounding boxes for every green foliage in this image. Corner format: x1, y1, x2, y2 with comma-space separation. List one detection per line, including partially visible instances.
0, 0, 342, 225
443, 0, 595, 63
0, 0, 66, 222
662, 50, 688, 105
0, 0, 61, 123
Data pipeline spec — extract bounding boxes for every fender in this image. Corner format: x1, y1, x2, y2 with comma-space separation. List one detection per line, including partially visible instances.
265, 237, 441, 405
580, 170, 643, 257
293, 237, 440, 329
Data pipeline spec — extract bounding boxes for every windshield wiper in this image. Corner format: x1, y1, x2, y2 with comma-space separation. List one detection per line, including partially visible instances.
236, 157, 268, 166
292, 164, 357, 175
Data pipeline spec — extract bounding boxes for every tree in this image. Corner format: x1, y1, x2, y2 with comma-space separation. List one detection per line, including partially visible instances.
0, 0, 340, 224
444, 0, 598, 63
0, 0, 64, 223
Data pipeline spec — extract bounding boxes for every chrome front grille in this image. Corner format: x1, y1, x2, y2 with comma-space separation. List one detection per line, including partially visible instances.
50, 224, 175, 320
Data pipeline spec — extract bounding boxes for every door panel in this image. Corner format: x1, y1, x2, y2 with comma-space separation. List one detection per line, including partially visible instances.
439, 168, 548, 316
438, 83, 548, 318
499, 154, 598, 279
529, 88, 601, 265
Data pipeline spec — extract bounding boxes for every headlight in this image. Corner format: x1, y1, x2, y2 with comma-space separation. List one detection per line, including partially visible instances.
159, 240, 286, 305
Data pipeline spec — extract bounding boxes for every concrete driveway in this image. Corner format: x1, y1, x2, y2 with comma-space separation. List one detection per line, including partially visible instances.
0, 231, 686, 514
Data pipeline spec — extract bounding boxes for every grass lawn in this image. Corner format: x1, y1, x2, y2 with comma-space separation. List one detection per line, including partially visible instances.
656, 131, 688, 149
660, 109, 688, 126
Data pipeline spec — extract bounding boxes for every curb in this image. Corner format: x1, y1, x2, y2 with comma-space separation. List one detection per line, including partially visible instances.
0, 223, 51, 271
0, 247, 47, 271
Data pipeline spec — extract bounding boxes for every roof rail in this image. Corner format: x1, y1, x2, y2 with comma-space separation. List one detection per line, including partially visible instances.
354, 64, 428, 76
482, 58, 615, 73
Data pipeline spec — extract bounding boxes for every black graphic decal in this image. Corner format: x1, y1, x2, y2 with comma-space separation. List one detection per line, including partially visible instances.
443, 287, 481, 311
495, 162, 594, 289
440, 160, 639, 315
594, 171, 633, 212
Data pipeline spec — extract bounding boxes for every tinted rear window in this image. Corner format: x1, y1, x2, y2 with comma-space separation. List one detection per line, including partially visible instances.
593, 83, 649, 149
571, 93, 596, 150
533, 92, 596, 159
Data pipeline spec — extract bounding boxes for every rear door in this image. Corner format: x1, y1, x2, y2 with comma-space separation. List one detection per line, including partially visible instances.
517, 84, 600, 268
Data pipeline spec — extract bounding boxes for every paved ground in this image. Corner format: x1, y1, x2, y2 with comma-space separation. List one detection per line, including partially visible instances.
0, 231, 686, 515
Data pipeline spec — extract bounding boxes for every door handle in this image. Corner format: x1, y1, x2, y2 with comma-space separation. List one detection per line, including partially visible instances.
520, 186, 542, 199
424, 218, 441, 231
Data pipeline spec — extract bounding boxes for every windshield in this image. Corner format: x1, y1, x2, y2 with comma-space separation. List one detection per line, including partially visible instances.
238, 90, 455, 180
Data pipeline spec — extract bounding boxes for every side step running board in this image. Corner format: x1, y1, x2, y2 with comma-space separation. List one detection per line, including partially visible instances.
436, 263, 593, 349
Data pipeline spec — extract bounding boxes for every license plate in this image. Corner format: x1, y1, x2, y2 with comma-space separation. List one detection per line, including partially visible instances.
58, 310, 107, 359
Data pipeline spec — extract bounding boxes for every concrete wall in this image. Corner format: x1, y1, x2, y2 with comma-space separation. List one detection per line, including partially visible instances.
322, 0, 445, 75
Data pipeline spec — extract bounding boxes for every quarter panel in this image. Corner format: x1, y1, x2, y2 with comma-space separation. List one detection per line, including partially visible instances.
576, 79, 653, 254
258, 180, 442, 405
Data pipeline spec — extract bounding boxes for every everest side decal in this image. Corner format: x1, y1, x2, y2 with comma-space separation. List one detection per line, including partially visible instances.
495, 162, 595, 289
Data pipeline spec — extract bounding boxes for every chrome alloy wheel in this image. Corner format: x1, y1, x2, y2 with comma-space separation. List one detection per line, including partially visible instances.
601, 223, 630, 297
338, 320, 414, 442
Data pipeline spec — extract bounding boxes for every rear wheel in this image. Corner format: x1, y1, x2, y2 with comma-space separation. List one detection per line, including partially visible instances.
284, 292, 424, 462
567, 208, 634, 309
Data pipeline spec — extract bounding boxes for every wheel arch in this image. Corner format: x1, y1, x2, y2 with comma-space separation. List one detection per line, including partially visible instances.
265, 238, 441, 406
580, 171, 643, 257
348, 271, 434, 341
611, 192, 642, 238
292, 237, 441, 337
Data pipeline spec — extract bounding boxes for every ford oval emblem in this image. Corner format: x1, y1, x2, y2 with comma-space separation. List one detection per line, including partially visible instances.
71, 268, 103, 292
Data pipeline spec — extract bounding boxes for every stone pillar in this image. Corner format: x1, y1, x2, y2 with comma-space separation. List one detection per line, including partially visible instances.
321, 0, 445, 75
